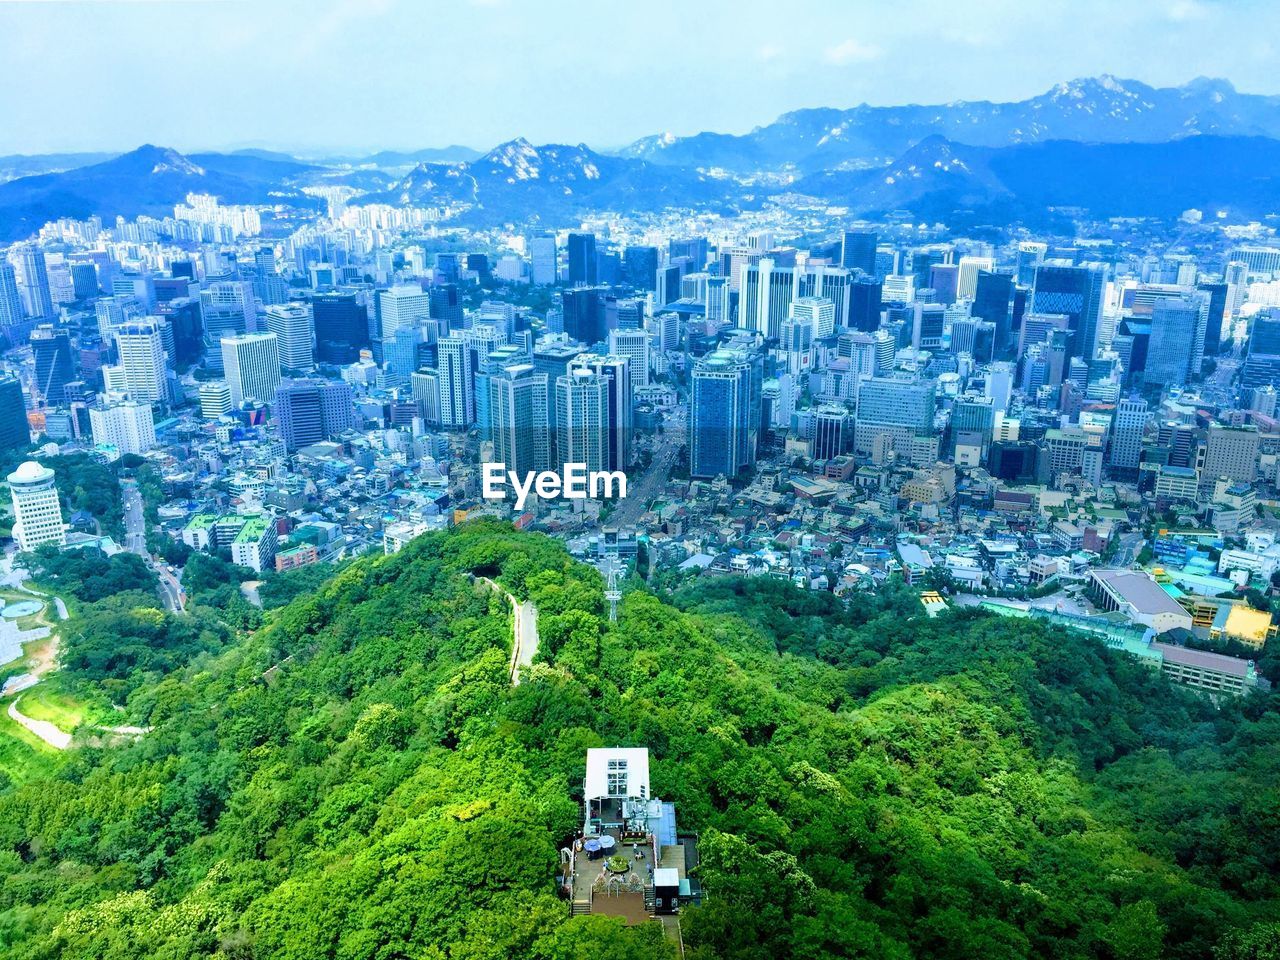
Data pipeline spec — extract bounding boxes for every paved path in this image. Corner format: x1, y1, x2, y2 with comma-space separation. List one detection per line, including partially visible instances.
477, 577, 540, 686
8, 696, 70, 750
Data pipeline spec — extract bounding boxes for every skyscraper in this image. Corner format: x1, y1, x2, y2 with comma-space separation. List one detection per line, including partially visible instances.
739, 258, 795, 339
972, 271, 1015, 349
570, 353, 632, 470
29, 325, 73, 405
378, 286, 430, 342
567, 233, 597, 286
1031, 261, 1106, 365
313, 293, 370, 364
114, 320, 168, 404
555, 368, 609, 472
1109, 397, 1148, 478
273, 378, 355, 451
849, 275, 883, 333
264, 303, 315, 371
1145, 295, 1204, 385
222, 332, 281, 405
18, 246, 53, 319
841, 230, 878, 275
530, 234, 558, 285
956, 256, 994, 300
490, 364, 550, 477
562, 287, 607, 346
89, 400, 156, 456
438, 336, 474, 429
8, 460, 64, 551
0, 376, 29, 454
0, 261, 25, 331
608, 328, 651, 389
690, 349, 760, 479
623, 246, 659, 292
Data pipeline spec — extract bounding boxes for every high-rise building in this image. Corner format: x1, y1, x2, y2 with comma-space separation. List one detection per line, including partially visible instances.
623, 246, 659, 292
313, 293, 370, 364
608, 328, 651, 389
29, 325, 73, 405
114, 320, 168, 403
853, 376, 936, 458
264, 303, 315, 371
972, 271, 1015, 349
849, 275, 883, 333
0, 376, 29, 453
570, 353, 632, 470
841, 230, 878, 275
1242, 313, 1280, 389
273, 379, 354, 451
199, 381, 233, 419
562, 287, 607, 346
555, 368, 609, 472
437, 336, 474, 429
1203, 424, 1259, 484
1197, 281, 1229, 357
1031, 261, 1106, 365
567, 233, 597, 286
8, 460, 64, 551
490, 364, 550, 477
739, 258, 795, 339
89, 400, 156, 456
690, 349, 760, 479
956, 256, 994, 301
410, 369, 441, 425
811, 404, 851, 460
378, 285, 430, 341
1109, 398, 1148, 478
530, 234, 558, 285
18, 246, 53, 319
0, 261, 25, 330
1145, 295, 1205, 385
222, 332, 281, 405
429, 283, 463, 330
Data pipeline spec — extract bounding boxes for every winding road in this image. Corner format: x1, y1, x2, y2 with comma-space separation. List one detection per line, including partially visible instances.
8, 697, 71, 750
477, 577, 540, 686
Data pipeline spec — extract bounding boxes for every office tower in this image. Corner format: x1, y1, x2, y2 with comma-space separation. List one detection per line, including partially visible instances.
853, 376, 937, 458
222, 332, 281, 405
570, 353, 632, 470
812, 404, 851, 460
955, 256, 994, 300
848, 275, 883, 333
8, 460, 64, 551
669, 237, 708, 270
1031, 261, 1106, 365
530, 234, 558, 285
69, 262, 98, 300
614, 298, 644, 331
1227, 246, 1280, 276
264, 303, 315, 371
312, 293, 370, 364
972, 271, 1015, 350
89, 400, 156, 456
928, 264, 959, 305
201, 282, 254, 370
0, 376, 29, 453
882, 274, 914, 304
1197, 281, 1229, 357
163, 298, 203, 369
952, 394, 996, 453
796, 265, 852, 330
1204, 424, 1259, 483
690, 349, 760, 479
1145, 296, 1204, 385
1016, 242, 1048, 286
790, 296, 836, 340
273, 379, 354, 451
739, 258, 794, 338
912, 303, 945, 350
562, 287, 607, 346
1109, 398, 1148, 478
705, 276, 731, 328
112, 272, 155, 312
0, 261, 24, 330
18, 246, 53, 319
1243, 313, 1280, 388
114, 320, 168, 403
720, 245, 763, 293
1019, 311, 1070, 357
410, 369, 441, 425
490, 364, 550, 477
567, 233, 597, 286
199, 381, 233, 419
555, 368, 609, 472
608, 328, 651, 389
379, 285, 430, 341
840, 230, 877, 275
437, 336, 474, 429
429, 283, 463, 330
779, 312, 814, 375
29, 325, 73, 405
623, 246, 659, 291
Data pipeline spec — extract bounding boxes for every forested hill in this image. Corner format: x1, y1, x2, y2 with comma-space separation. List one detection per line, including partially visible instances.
0, 520, 1278, 959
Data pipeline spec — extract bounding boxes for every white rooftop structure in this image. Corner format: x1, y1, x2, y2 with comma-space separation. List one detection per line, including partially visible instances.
585, 747, 650, 801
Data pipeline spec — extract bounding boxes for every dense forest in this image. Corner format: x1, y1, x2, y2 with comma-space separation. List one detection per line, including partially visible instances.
0, 520, 1277, 959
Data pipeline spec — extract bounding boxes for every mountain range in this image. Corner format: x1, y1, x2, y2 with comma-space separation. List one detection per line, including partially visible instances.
6, 76, 1280, 238
621, 75, 1280, 174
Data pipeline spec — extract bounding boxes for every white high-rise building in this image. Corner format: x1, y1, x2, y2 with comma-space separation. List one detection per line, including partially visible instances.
378, 286, 430, 341
555, 368, 609, 472
89, 400, 156, 457
530, 235, 557, 285
437, 336, 474, 429
790, 296, 836, 340
114, 319, 168, 403
490, 364, 550, 478
956, 256, 995, 300
608, 328, 651, 388
199, 381, 233, 419
222, 332, 281, 406
8, 460, 64, 551
263, 303, 315, 371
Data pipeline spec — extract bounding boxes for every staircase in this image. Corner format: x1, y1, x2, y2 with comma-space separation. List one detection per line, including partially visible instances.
570, 899, 591, 917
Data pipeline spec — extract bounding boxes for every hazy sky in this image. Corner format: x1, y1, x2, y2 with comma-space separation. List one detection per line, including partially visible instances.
2, 0, 1278, 155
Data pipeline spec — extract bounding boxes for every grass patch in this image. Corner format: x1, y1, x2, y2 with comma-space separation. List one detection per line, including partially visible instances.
0, 697, 59, 785
18, 684, 99, 732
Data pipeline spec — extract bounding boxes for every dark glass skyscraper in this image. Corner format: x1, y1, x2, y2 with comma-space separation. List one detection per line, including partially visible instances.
1197, 281, 1229, 356
562, 287, 607, 347
849, 275, 883, 332
30, 326, 73, 404
690, 349, 761, 479
567, 233, 597, 286
841, 230, 878, 275
623, 246, 659, 291
313, 293, 370, 364
972, 271, 1015, 349
0, 376, 29, 453
1030, 262, 1106, 365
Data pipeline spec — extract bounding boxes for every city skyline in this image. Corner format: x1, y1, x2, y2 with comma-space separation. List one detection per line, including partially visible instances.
3, 0, 1280, 155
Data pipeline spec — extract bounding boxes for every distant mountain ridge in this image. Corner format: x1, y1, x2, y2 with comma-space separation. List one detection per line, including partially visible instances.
621, 75, 1280, 173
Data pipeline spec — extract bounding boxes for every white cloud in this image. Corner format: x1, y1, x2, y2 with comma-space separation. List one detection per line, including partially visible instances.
1168, 0, 1209, 21
824, 38, 881, 65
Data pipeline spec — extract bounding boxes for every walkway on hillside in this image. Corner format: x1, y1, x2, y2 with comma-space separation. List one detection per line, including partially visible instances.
8, 696, 71, 749
477, 577, 540, 686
